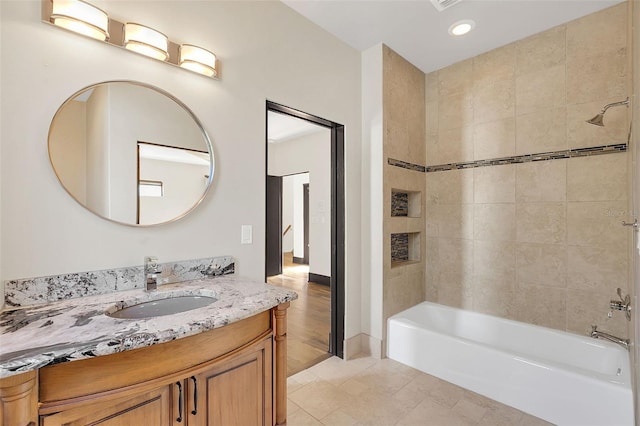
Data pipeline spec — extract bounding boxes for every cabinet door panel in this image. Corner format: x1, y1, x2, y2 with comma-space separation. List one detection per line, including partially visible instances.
192, 339, 272, 426
207, 359, 262, 425
40, 386, 172, 426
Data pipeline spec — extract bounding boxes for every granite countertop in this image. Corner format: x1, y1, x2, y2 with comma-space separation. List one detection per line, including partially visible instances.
0, 276, 297, 379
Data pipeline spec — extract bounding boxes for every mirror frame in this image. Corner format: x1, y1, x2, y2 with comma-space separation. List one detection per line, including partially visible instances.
48, 80, 215, 227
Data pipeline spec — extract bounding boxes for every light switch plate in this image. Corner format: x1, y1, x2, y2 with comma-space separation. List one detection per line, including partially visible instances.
241, 225, 253, 244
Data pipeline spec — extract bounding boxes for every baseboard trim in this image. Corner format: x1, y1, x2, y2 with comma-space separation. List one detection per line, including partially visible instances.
344, 334, 362, 360
366, 335, 383, 359
292, 256, 306, 265
308, 273, 330, 286
344, 334, 383, 360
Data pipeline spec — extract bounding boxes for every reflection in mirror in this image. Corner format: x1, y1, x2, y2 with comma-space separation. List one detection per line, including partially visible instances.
137, 142, 210, 224
48, 81, 214, 226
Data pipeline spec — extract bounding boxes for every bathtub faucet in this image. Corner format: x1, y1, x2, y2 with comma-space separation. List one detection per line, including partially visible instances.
590, 325, 629, 350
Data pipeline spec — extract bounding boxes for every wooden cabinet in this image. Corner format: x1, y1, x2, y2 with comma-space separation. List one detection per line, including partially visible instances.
188, 338, 272, 426
0, 370, 38, 426
0, 304, 289, 426
40, 338, 272, 426
40, 386, 172, 426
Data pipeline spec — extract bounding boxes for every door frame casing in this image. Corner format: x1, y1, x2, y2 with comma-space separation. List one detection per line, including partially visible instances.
265, 101, 345, 358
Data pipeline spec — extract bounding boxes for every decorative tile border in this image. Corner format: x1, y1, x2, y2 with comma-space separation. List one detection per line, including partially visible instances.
388, 158, 426, 172
388, 143, 627, 173
4, 256, 235, 308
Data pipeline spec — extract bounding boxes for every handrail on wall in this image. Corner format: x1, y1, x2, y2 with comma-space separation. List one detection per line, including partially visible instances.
282, 224, 292, 237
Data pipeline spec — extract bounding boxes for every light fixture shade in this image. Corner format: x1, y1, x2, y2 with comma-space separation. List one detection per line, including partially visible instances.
124, 22, 169, 61
179, 44, 217, 77
51, 0, 109, 41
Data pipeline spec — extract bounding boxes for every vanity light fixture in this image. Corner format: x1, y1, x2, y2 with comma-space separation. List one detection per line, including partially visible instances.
180, 44, 217, 77
50, 0, 109, 41
124, 23, 169, 62
42, 0, 219, 79
448, 19, 475, 36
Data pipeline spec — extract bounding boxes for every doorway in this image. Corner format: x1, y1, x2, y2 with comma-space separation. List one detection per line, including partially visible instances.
302, 182, 309, 265
265, 175, 283, 277
265, 101, 345, 371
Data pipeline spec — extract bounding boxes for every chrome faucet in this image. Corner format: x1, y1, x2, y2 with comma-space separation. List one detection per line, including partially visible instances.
590, 325, 629, 350
145, 256, 161, 291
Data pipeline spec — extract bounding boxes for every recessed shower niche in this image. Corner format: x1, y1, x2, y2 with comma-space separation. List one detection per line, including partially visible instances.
391, 232, 421, 267
391, 190, 421, 218
390, 189, 422, 267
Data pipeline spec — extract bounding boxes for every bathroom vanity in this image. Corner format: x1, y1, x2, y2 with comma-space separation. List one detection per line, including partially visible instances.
0, 71, 297, 425
0, 276, 296, 426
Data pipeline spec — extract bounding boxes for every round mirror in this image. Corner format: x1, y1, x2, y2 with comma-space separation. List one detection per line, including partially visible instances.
48, 81, 214, 226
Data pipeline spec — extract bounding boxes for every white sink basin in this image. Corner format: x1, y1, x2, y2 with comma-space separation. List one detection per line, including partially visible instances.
107, 295, 216, 319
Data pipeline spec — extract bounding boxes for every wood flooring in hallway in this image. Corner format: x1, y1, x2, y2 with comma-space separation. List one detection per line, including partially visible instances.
268, 253, 332, 376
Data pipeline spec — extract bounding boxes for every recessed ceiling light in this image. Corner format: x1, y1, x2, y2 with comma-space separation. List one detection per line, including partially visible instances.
449, 19, 475, 36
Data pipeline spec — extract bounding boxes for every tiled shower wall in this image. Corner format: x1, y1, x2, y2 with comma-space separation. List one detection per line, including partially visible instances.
383, 45, 426, 344
424, 3, 631, 337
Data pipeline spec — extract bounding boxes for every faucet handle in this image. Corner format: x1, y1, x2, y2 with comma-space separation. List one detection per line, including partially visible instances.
611, 288, 632, 322
617, 287, 630, 305
145, 256, 160, 273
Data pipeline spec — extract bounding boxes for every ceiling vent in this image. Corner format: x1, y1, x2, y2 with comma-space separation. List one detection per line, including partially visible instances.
430, 0, 462, 12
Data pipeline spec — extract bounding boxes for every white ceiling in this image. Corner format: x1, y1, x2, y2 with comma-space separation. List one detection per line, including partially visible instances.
268, 110, 325, 143
281, 0, 624, 74
139, 143, 210, 165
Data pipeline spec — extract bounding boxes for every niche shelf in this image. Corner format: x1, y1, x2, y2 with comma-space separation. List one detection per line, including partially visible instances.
391, 232, 421, 267
391, 189, 421, 218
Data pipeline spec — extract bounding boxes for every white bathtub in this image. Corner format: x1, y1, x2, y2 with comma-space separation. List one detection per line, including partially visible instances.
387, 301, 634, 426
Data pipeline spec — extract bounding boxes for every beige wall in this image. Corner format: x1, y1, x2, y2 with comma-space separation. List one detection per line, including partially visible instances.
382, 45, 426, 351
49, 100, 87, 204
138, 159, 210, 225
268, 130, 332, 278
0, 0, 363, 346
424, 3, 631, 338
85, 85, 110, 218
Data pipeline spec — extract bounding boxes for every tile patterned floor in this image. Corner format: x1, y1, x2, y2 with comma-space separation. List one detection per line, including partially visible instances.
287, 356, 553, 426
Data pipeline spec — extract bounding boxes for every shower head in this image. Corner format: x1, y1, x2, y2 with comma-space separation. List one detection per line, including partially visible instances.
586, 113, 605, 127
586, 97, 629, 127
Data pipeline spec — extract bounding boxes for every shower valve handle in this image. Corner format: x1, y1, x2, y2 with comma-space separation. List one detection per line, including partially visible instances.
610, 288, 631, 322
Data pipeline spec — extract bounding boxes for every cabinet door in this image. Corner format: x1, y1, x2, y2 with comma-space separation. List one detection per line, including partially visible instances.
189, 338, 273, 426
40, 386, 172, 426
